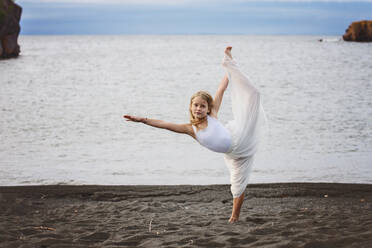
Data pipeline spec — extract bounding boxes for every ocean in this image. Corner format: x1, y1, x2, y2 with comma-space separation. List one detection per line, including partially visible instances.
0, 35, 371, 186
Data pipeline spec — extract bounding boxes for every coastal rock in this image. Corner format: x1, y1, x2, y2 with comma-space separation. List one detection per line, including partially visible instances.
0, 0, 22, 59
343, 20, 372, 42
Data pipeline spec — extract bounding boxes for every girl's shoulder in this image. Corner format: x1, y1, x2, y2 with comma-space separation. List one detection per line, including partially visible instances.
183, 123, 197, 139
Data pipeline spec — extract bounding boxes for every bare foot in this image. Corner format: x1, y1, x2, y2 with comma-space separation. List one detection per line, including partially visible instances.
228, 215, 239, 223
225, 46, 232, 59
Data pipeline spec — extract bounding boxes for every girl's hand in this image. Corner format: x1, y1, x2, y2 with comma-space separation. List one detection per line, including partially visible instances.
123, 115, 144, 123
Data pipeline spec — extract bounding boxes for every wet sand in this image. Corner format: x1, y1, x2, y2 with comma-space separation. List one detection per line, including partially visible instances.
1, 183, 371, 248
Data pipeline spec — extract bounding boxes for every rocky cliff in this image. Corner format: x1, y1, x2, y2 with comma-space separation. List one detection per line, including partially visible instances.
0, 0, 22, 59
343, 20, 372, 42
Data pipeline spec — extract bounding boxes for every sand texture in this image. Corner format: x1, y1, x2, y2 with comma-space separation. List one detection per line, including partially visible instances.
1, 183, 371, 248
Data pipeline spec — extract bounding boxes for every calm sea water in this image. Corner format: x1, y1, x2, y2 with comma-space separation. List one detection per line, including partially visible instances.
0, 35, 371, 186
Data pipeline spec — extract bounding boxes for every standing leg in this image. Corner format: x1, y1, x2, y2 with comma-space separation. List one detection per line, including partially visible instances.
229, 192, 245, 223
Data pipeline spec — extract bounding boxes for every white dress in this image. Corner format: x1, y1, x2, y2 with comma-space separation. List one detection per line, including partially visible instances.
194, 54, 266, 198
223, 54, 266, 198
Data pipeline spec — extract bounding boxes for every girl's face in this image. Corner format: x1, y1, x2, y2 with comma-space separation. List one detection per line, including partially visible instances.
191, 96, 209, 119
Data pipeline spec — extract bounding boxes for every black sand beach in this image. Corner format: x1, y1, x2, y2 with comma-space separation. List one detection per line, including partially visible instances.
1, 183, 371, 248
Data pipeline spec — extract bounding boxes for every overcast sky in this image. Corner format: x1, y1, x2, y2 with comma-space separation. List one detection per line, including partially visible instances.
18, 0, 372, 35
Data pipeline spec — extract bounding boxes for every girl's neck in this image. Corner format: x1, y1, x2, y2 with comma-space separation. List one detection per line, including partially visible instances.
194, 115, 208, 126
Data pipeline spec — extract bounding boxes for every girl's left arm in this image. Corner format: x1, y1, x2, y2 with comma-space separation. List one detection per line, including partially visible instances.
210, 74, 229, 118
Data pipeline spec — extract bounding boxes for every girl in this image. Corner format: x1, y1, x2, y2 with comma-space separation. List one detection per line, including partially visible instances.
124, 46, 266, 223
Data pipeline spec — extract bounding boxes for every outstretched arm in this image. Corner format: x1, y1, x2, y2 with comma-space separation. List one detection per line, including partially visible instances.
210, 74, 229, 118
123, 115, 195, 138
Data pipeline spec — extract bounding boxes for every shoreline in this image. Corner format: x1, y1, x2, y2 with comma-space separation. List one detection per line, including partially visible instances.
1, 183, 371, 247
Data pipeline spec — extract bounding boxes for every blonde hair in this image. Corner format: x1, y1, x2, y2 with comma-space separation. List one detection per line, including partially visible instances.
189, 91, 214, 125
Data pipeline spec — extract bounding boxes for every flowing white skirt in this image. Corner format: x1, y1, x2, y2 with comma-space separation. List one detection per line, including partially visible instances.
222, 55, 267, 198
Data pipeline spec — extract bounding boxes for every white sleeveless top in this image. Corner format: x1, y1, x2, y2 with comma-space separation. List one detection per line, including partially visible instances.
192, 115, 232, 153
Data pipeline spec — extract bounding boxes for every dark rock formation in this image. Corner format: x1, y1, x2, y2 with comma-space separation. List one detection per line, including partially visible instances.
343, 20, 372, 42
0, 0, 22, 59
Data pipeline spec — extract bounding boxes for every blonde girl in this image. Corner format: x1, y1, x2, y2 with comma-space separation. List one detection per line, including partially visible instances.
124, 46, 266, 223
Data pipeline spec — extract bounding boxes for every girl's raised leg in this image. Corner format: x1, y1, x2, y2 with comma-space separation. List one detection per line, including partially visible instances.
223, 46, 266, 223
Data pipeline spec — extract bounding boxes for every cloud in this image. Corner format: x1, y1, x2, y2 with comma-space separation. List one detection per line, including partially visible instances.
18, 0, 205, 5
17, 0, 372, 4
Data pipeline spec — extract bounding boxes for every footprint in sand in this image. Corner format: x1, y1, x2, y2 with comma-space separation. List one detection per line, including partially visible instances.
245, 216, 275, 225
78, 231, 110, 242
226, 236, 258, 245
